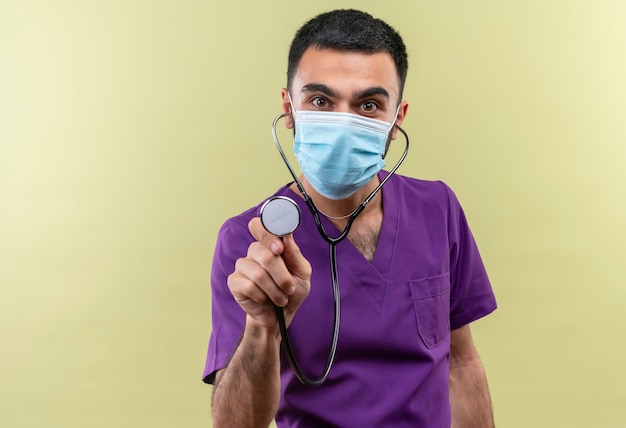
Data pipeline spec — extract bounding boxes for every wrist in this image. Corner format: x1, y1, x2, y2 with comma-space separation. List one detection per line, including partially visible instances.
244, 314, 282, 344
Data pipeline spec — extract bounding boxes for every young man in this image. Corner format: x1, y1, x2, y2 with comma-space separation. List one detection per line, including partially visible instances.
204, 9, 497, 427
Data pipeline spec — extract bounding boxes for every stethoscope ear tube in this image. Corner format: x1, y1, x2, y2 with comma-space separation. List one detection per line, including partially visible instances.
269, 112, 410, 386
260, 194, 338, 386
273, 241, 340, 387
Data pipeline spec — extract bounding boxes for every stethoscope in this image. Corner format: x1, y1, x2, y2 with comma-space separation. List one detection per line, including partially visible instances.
260, 111, 410, 386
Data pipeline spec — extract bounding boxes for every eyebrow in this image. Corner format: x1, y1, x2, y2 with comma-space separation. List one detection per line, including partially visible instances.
301, 83, 340, 98
301, 83, 390, 101
353, 87, 390, 101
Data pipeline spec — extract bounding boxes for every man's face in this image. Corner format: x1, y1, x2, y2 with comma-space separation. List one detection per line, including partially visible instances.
282, 47, 408, 138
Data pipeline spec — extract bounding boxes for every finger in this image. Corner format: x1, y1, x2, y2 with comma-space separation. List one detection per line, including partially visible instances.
281, 233, 312, 281
246, 242, 296, 297
248, 217, 284, 256
228, 270, 272, 306
230, 257, 290, 307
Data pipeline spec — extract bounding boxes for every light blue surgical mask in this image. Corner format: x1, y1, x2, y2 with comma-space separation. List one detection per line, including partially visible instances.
292, 110, 396, 200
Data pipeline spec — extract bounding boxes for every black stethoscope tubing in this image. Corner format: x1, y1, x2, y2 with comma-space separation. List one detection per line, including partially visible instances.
270, 112, 410, 386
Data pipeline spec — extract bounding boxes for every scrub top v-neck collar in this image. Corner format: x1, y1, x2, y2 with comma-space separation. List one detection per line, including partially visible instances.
286, 170, 399, 286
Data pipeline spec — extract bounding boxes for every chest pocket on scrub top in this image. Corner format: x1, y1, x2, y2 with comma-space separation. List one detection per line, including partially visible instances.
409, 272, 451, 349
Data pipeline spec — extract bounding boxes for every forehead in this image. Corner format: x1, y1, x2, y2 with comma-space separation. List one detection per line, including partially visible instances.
291, 47, 400, 100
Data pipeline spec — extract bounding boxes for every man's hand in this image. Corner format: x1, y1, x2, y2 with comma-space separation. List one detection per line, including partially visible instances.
227, 217, 312, 330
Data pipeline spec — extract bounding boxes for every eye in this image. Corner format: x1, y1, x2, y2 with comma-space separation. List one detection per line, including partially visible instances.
311, 96, 329, 109
361, 101, 379, 113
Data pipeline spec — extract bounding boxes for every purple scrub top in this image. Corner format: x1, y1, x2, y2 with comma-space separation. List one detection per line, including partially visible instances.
204, 171, 497, 427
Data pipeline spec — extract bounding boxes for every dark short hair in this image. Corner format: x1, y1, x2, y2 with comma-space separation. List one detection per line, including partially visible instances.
287, 9, 409, 98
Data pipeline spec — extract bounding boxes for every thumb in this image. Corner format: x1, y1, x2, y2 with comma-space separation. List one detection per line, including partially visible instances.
281, 234, 312, 280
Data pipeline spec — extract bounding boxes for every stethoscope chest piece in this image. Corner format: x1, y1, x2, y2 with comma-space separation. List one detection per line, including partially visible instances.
260, 196, 301, 237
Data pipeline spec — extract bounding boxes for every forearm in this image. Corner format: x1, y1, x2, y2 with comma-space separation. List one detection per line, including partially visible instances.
449, 358, 494, 428
212, 317, 282, 428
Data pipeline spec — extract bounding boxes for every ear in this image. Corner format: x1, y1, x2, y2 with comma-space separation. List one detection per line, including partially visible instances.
390, 101, 409, 140
281, 88, 294, 129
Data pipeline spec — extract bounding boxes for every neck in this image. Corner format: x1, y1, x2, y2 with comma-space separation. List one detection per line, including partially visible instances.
290, 174, 382, 220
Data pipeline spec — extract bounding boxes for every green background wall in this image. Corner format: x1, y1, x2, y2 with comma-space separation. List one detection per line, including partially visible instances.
1, 1, 625, 426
